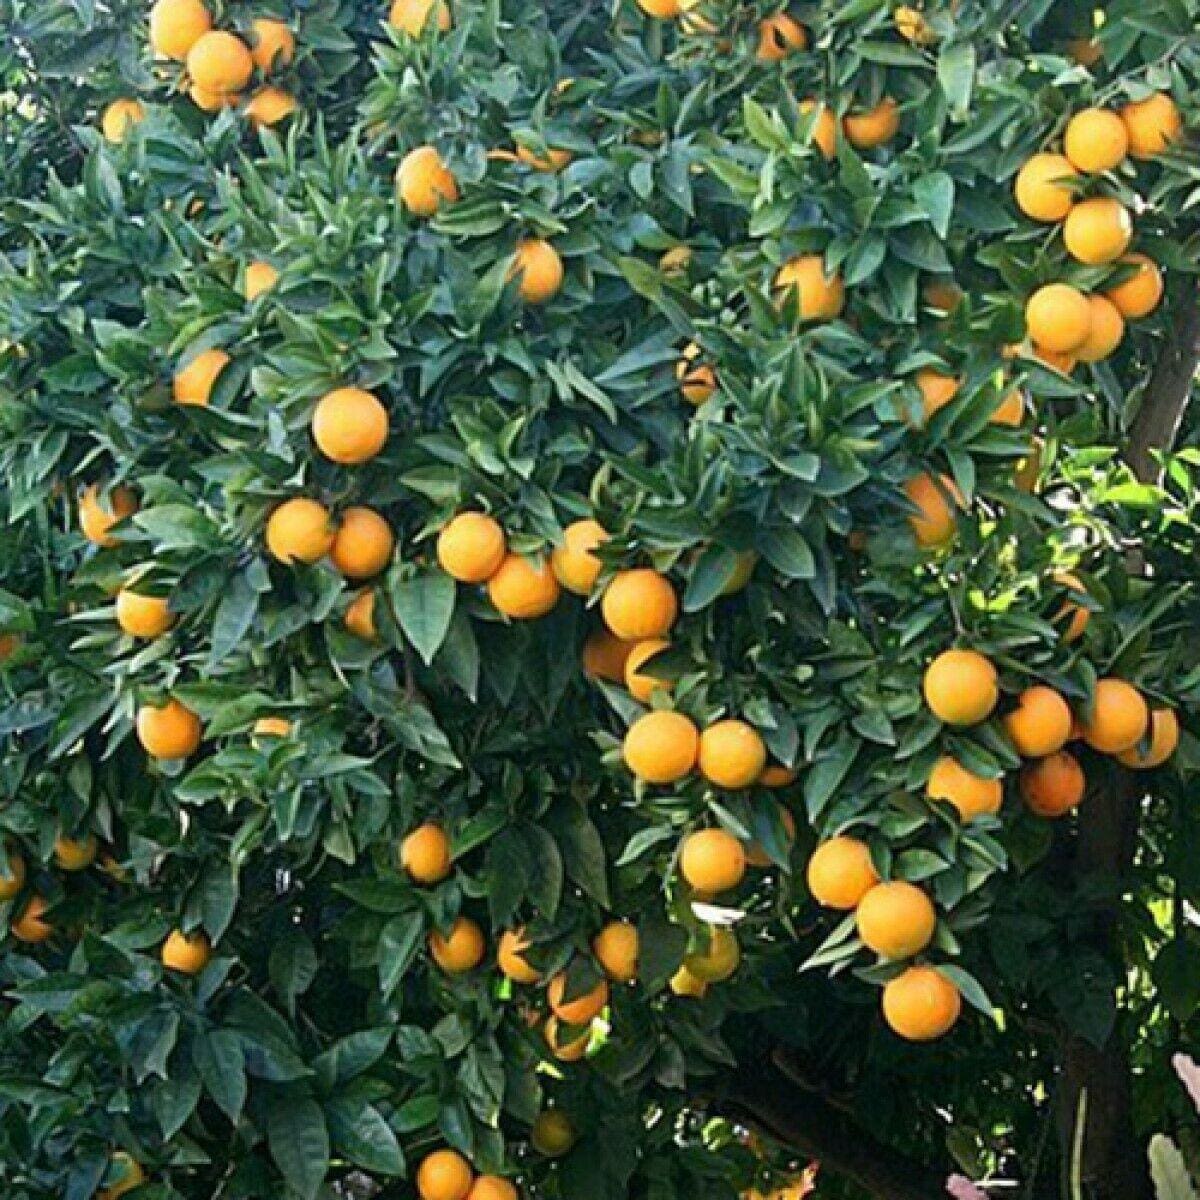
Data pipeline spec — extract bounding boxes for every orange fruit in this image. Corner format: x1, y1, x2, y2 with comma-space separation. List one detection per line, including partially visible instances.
311, 387, 388, 464
429, 917, 485, 973
805, 836, 880, 909
926, 755, 1002, 821
894, 5, 935, 44
683, 925, 740, 983
0, 847, 26, 901
1116, 707, 1179, 769
582, 629, 634, 682
161, 928, 211, 973
250, 18, 295, 72
330, 507, 394, 580
548, 972, 609, 1023
530, 1109, 577, 1156
1003, 685, 1073, 758
624, 638, 671, 702
1033, 344, 1077, 374
187, 30, 254, 94
658, 245, 693, 275
676, 342, 718, 405
1104, 253, 1163, 319
1053, 572, 1090, 642
798, 99, 838, 160
669, 963, 708, 997
602, 568, 677, 640
923, 649, 999, 727
497, 928, 541, 983
1120, 93, 1182, 159
243, 260, 278, 300
1075, 295, 1125, 363
101, 99, 145, 143
245, 86, 297, 128
856, 881, 936, 959
346, 590, 378, 641
679, 827, 746, 894
252, 716, 292, 741
116, 588, 174, 638
11, 894, 52, 943
98, 1153, 147, 1200
1025, 283, 1092, 352
922, 277, 964, 312
637, 0, 683, 16
756, 13, 807, 60
1066, 38, 1102, 67
1013, 153, 1076, 222
173, 347, 230, 407
190, 83, 238, 112
623, 710, 699, 783
991, 388, 1025, 426
1081, 678, 1149, 753
913, 368, 959, 422
1020, 750, 1085, 816
903, 473, 960, 549
400, 824, 452, 884
416, 1149, 474, 1200
516, 144, 572, 172
842, 97, 900, 149
137, 697, 203, 759
53, 834, 98, 871
774, 254, 845, 321
1064, 108, 1129, 173
743, 803, 796, 866
266, 498, 334, 565
882, 965, 961, 1040
697, 719, 767, 789
509, 238, 564, 304
390, 0, 452, 36
80, 484, 138, 547
1063, 197, 1133, 266
551, 519, 608, 594
397, 145, 458, 217
149, 0, 212, 60
593, 920, 639, 983
468, 1177, 518, 1200
487, 554, 560, 619
437, 512, 506, 583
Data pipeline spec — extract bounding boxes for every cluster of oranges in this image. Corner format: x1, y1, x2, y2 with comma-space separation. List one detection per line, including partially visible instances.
410, 1146, 519, 1200
1015, 95, 1179, 373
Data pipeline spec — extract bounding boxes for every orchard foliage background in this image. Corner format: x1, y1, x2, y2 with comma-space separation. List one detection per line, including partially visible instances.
2, 0, 1200, 1198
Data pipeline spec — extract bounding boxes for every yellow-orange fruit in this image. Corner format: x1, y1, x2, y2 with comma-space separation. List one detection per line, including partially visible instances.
856, 881, 937, 959
1025, 283, 1092, 352
161, 928, 211, 973
530, 1109, 577, 1157
0, 847, 26, 900
679, 827, 746, 894
756, 13, 807, 60
548, 972, 609, 1023
638, 0, 682, 16
98, 1153, 147, 1200
487, 554, 560, 619
116, 588, 174, 638
1064, 108, 1129, 173
437, 512, 506, 583
1013, 153, 1076, 222
173, 347, 230, 407
991, 388, 1025, 426
659, 245, 693, 275
806, 835, 879, 908
669, 963, 708, 997
843, 97, 900, 149
416, 1149, 473, 1200
243, 260, 278, 300
1066, 37, 1102, 67
149, 0, 212, 60
923, 649, 999, 727
468, 1177, 518, 1200
101, 99, 145, 144
429, 917, 485, 973
1053, 571, 1090, 642
593, 921, 639, 983
882, 965, 961, 1040
497, 928, 541, 983
1104, 253, 1163, 319
1121, 93, 1182, 158
913, 368, 960, 422
330, 507, 394, 580
1020, 750, 1085, 816
1063, 197, 1133, 266
136, 697, 202, 759
683, 925, 740, 983
543, 1015, 590, 1061
400, 824, 452, 884
774, 254, 844, 320
623, 710, 699, 783
551, 519, 608, 594
11, 894, 52, 943
390, 0, 452, 36
1033, 344, 1078, 374
516, 144, 572, 172
346, 590, 378, 641
250, 18, 295, 72
697, 719, 767, 789
926, 755, 1002, 821
80, 484, 138, 547
397, 145, 459, 217
798, 99, 838, 160
53, 834, 98, 872
245, 86, 297, 128
1075, 295, 1125, 363
922, 277, 964, 313
602, 569, 677, 640
312, 387, 388, 464
266, 498, 334, 564
894, 5, 935, 44
1080, 678, 1149, 753
189, 83, 238, 112
676, 342, 718, 405
1003, 685, 1072, 757
903, 473, 961, 549
582, 629, 634, 683
624, 638, 671, 702
252, 716, 292, 740
1116, 708, 1179, 769
187, 31, 254, 95
509, 239, 564, 304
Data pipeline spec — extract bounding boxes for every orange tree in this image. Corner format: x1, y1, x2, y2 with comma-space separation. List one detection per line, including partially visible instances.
1, 2, 1199, 1199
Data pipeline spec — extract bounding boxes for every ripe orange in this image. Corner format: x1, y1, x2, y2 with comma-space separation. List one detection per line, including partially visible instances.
266, 498, 334, 565
437, 512, 506, 583
922, 277, 964, 313
1104, 253, 1163, 319
756, 13, 807, 60
1053, 572, 1090, 641
1121, 93, 1182, 158
0, 846, 26, 900
842, 97, 900, 149
991, 388, 1025, 426
397, 146, 459, 217
98, 1153, 147, 1200
116, 588, 174, 638
497, 928, 541, 983
250, 18, 295, 72
80, 484, 138, 547
548, 972, 609, 1023
582, 628, 634, 682
882, 965, 961, 1040
487, 554, 560, 619
189, 83, 238, 112
923, 649, 999, 727
551, 519, 608, 594
925, 755, 1002, 821
1003, 685, 1072, 757
677, 342, 718, 405
311, 387, 388, 464
1066, 37, 1102, 67
679, 827, 746, 894
1025, 283, 1092, 352
1020, 750, 1085, 816
187, 30, 254, 95
593, 920, 639, 983
149, 0, 212, 60
744, 803, 796, 866
894, 5, 935, 44
669, 963, 708, 997
530, 1109, 577, 1156
468, 1178, 517, 1200
697, 719, 767, 789
1064, 108, 1129, 173
1033, 344, 1077, 374
624, 638, 671, 702
346, 590, 378, 641
806, 835, 879, 908
390, 0, 452, 36
856, 881, 937, 959
509, 238, 564, 304
330, 507, 394, 580
903, 473, 961, 548
137, 697, 202, 759
400, 824, 452, 885
774, 254, 844, 321
544, 1014, 589, 1061
602, 568, 677, 640
913, 368, 959, 422
1075, 294, 1125, 363
623, 711, 699, 783
101, 99, 145, 144
429, 917, 485, 973
683, 925, 740, 983
11, 894, 52, 943
1116, 707, 1179, 769
252, 716, 292, 740
798, 99, 838, 160
161, 928, 211, 973
1013, 153, 1076, 222
243, 260, 278, 300
245, 86, 297, 128
1081, 678, 1149, 753
173, 347, 230, 407
1063, 197, 1133, 266
416, 1149, 474, 1200
53, 834, 98, 871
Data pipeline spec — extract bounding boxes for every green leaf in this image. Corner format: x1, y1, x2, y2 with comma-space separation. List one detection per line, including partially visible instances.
379, 911, 426, 997
1148, 1135, 1200, 1200
326, 1098, 405, 1175
269, 929, 319, 1014
390, 571, 456, 665
937, 42, 976, 114
268, 1096, 330, 1200
207, 571, 259, 669
192, 1030, 246, 1123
